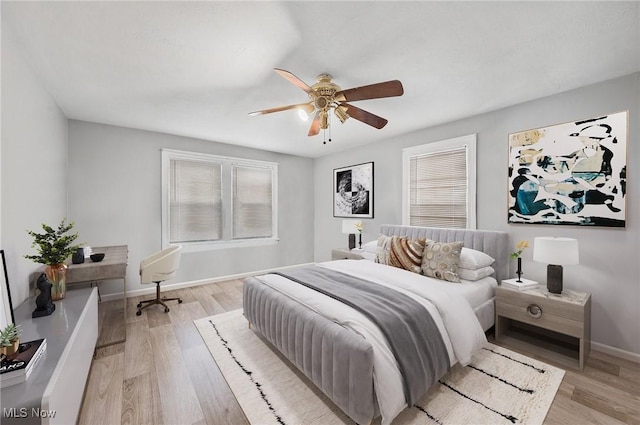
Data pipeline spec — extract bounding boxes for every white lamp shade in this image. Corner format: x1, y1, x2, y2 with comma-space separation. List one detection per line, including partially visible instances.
533, 237, 579, 265
342, 220, 359, 234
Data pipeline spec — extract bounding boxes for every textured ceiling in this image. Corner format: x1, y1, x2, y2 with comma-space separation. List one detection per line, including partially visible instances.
3, 1, 639, 158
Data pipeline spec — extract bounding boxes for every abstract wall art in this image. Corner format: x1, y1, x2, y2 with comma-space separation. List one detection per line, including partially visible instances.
334, 162, 374, 218
508, 111, 627, 227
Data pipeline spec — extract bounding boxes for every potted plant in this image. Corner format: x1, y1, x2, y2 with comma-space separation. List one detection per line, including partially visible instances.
0, 323, 22, 356
25, 219, 80, 300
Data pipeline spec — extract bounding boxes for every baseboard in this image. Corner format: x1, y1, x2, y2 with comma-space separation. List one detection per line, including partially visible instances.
591, 341, 640, 364
99, 262, 314, 302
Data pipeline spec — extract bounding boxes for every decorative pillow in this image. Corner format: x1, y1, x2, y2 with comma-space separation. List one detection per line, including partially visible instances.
421, 240, 463, 282
376, 235, 426, 274
375, 234, 392, 265
458, 266, 495, 281
389, 236, 426, 274
459, 247, 495, 270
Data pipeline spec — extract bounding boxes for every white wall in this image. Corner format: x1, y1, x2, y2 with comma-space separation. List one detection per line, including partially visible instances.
314, 73, 640, 355
1, 24, 69, 306
67, 121, 315, 295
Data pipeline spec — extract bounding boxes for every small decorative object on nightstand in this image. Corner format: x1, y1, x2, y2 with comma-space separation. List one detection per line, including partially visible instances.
510, 240, 529, 282
342, 220, 359, 250
501, 278, 538, 291
354, 220, 363, 249
533, 237, 579, 294
495, 284, 591, 369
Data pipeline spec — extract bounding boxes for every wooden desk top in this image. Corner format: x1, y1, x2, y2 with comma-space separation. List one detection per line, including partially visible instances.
66, 245, 128, 284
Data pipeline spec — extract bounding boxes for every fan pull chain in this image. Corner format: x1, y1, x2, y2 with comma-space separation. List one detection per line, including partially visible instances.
323, 113, 332, 145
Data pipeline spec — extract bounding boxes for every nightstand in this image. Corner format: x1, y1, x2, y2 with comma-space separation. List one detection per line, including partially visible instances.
495, 284, 591, 369
331, 248, 365, 261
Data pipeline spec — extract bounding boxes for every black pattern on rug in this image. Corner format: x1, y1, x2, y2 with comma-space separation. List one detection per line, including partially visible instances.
467, 364, 534, 394
422, 346, 553, 424
438, 380, 519, 424
208, 319, 287, 425
483, 347, 546, 374
412, 404, 443, 425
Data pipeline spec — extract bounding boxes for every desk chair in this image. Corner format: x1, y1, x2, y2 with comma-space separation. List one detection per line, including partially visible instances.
136, 245, 182, 316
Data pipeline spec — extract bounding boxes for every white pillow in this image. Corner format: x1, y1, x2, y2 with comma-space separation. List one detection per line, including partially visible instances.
459, 266, 495, 281
459, 247, 495, 270
362, 240, 378, 253
361, 251, 376, 261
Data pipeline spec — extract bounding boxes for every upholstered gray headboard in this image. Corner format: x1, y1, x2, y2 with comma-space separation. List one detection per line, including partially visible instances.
380, 225, 509, 283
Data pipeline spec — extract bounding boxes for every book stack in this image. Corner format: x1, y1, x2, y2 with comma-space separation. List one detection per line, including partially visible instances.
0, 338, 47, 388
501, 278, 539, 291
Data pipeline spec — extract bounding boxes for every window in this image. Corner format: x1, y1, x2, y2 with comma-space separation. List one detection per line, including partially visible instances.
162, 149, 278, 250
402, 134, 476, 229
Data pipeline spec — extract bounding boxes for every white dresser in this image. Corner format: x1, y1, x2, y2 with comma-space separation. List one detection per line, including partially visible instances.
1, 287, 98, 424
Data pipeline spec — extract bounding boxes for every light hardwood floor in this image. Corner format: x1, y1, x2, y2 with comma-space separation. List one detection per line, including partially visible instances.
79, 281, 640, 425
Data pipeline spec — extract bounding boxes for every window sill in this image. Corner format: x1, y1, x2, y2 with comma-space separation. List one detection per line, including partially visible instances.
167, 238, 279, 253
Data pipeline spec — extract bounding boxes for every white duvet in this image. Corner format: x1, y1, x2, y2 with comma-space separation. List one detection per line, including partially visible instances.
255, 260, 488, 425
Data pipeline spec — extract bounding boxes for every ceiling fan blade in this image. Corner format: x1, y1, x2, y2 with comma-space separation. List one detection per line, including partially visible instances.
274, 68, 313, 94
334, 80, 404, 102
340, 102, 388, 129
308, 111, 321, 136
249, 102, 314, 116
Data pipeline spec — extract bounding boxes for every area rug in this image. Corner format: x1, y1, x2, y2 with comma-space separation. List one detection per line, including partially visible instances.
195, 310, 564, 425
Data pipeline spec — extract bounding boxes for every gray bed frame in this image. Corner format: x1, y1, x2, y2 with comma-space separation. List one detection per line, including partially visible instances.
243, 225, 509, 424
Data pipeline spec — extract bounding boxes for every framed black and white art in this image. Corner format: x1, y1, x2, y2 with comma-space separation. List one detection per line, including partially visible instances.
333, 162, 374, 218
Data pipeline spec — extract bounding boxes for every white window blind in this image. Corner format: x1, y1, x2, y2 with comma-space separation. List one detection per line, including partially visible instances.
409, 147, 468, 228
162, 149, 278, 250
233, 165, 273, 239
169, 159, 222, 243
402, 134, 477, 229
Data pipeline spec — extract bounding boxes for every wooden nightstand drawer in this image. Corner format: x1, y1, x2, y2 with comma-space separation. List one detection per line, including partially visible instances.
331, 249, 365, 261
496, 287, 585, 322
496, 300, 585, 338
495, 285, 591, 369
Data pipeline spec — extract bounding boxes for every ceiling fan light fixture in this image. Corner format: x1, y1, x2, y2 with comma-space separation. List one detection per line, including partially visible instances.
334, 105, 349, 124
297, 108, 309, 121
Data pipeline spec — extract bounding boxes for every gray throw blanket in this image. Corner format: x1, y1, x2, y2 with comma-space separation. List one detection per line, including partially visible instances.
274, 265, 450, 405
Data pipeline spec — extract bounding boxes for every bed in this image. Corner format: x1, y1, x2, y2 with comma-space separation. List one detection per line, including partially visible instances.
243, 225, 509, 425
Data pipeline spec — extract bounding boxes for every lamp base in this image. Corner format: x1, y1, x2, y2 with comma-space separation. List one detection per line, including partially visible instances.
546, 264, 563, 294
348, 234, 356, 250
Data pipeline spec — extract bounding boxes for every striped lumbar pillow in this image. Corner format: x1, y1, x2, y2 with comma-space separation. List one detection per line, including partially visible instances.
376, 235, 426, 274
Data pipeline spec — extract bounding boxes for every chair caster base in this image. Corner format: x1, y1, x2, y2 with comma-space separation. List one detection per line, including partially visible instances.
136, 310, 142, 316
165, 307, 170, 313
136, 302, 142, 308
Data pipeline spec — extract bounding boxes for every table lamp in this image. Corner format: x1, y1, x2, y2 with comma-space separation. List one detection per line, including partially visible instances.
342, 220, 358, 250
533, 237, 579, 294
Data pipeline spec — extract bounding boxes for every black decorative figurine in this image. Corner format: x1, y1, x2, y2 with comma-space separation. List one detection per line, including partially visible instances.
32, 273, 56, 318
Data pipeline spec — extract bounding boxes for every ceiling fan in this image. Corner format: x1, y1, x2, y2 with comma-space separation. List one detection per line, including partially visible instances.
249, 68, 404, 143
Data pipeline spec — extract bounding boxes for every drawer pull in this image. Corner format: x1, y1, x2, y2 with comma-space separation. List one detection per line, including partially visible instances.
527, 304, 542, 319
